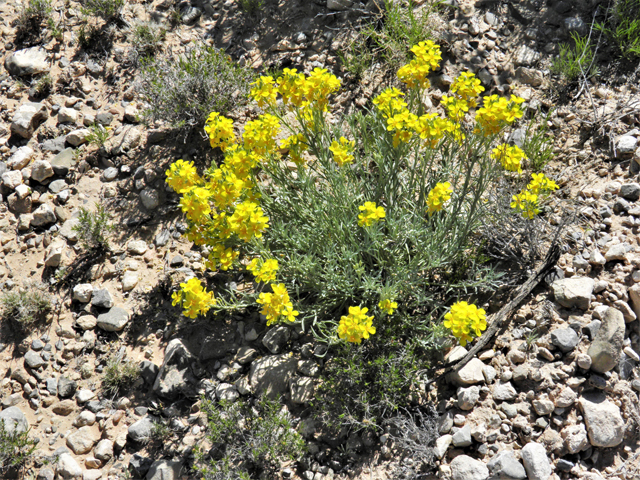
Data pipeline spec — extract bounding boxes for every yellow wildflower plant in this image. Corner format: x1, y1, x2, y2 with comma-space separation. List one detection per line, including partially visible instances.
491, 144, 526, 174
397, 41, 442, 89
171, 277, 217, 319
358, 202, 386, 227
510, 190, 540, 219
204, 112, 235, 151
426, 182, 453, 215
373, 87, 407, 119
166, 159, 201, 194
247, 257, 279, 283
179, 186, 212, 222
450, 72, 485, 107
329, 137, 355, 166
440, 95, 470, 122
207, 244, 239, 271
277, 68, 308, 108
243, 114, 281, 156
443, 301, 487, 347
305, 67, 342, 111
337, 306, 376, 344
378, 299, 398, 315
280, 133, 308, 166
249, 75, 278, 108
475, 95, 525, 135
228, 200, 269, 242
527, 173, 559, 195
257, 283, 299, 326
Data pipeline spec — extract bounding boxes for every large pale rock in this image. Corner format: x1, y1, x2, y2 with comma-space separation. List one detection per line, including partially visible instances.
487, 450, 527, 480
50, 148, 77, 176
248, 354, 297, 399
96, 307, 130, 332
11, 102, 48, 138
146, 460, 182, 480
66, 128, 90, 146
578, 392, 624, 447
44, 240, 65, 267
128, 416, 154, 443
58, 107, 78, 124
57, 453, 83, 479
5, 47, 49, 76
59, 217, 80, 241
31, 203, 57, 226
0, 406, 28, 435
153, 339, 197, 400
2, 170, 23, 189
7, 145, 34, 170
31, 159, 54, 183
449, 358, 486, 386
73, 284, 94, 303
628, 283, 640, 319
492, 381, 517, 401
521, 442, 552, 480
450, 455, 489, 480
94, 439, 114, 461
561, 424, 589, 454
552, 277, 595, 310
587, 307, 625, 373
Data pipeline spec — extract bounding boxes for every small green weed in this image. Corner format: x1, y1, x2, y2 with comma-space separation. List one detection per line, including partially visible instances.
151, 421, 172, 443
551, 32, 598, 81
72, 203, 115, 251
1, 282, 52, 330
102, 354, 140, 396
596, 0, 640, 59
0, 420, 37, 471
86, 124, 111, 148
31, 74, 53, 98
238, 0, 264, 14
195, 397, 306, 480
17, 0, 52, 26
521, 110, 554, 172
128, 22, 166, 64
80, 0, 125, 21
47, 18, 64, 41
338, 35, 375, 80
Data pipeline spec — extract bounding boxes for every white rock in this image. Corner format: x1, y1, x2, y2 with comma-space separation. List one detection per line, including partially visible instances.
66, 425, 100, 454
449, 358, 486, 386
57, 452, 83, 479
561, 424, 589, 454
66, 128, 91, 146
58, 107, 78, 124
121, 271, 139, 292
553, 386, 577, 408
521, 442, 552, 480
31, 160, 54, 183
44, 240, 65, 267
578, 392, 625, 447
2, 170, 23, 189
73, 410, 96, 427
93, 439, 114, 461
14, 183, 31, 199
492, 381, 517, 401
457, 386, 480, 410
7, 146, 34, 170
551, 277, 595, 310
76, 389, 96, 403
450, 454, 489, 480
127, 240, 148, 255
73, 284, 94, 303
31, 203, 57, 226
434, 434, 452, 459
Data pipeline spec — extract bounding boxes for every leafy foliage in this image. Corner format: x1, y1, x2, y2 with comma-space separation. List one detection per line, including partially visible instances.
0, 421, 37, 471
596, 0, 640, 59
72, 203, 115, 251
137, 45, 253, 129
80, 0, 125, 20
127, 21, 166, 65
551, 32, 598, 81
195, 397, 306, 480
1, 282, 52, 330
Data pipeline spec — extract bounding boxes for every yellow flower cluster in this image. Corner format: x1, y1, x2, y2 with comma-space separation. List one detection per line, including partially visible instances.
511, 173, 559, 219
443, 301, 487, 347
358, 201, 386, 227
228, 200, 269, 242
427, 182, 453, 215
491, 144, 526, 174
171, 278, 217, 319
475, 95, 525, 135
397, 41, 442, 89
387, 110, 418, 148
179, 186, 212, 221
378, 299, 397, 315
257, 283, 299, 326
450, 72, 485, 108
247, 257, 279, 283
166, 159, 200, 194
280, 133, 308, 166
205, 112, 235, 151
248, 67, 341, 112
441, 95, 470, 122
373, 88, 407, 118
414, 113, 457, 148
207, 244, 239, 271
329, 137, 355, 166
243, 114, 281, 155
337, 306, 376, 344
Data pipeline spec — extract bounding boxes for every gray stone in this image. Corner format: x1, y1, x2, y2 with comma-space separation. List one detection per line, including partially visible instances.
25, 349, 45, 368
552, 277, 595, 310
515, 67, 544, 87
564, 16, 586, 35
449, 358, 486, 386
628, 283, 640, 319
31, 160, 54, 183
153, 339, 196, 400
572, 254, 589, 270
515, 45, 541, 66
290, 376, 314, 404
7, 146, 34, 170
50, 148, 77, 176
521, 442, 552, 480
31, 204, 57, 227
57, 107, 77, 124
105, 126, 141, 155
262, 325, 291, 354
578, 392, 624, 447
94, 439, 114, 461
128, 416, 155, 443
130, 454, 153, 477
127, 240, 147, 255
72, 410, 96, 427
561, 424, 589, 454
59, 217, 80, 241
450, 455, 489, 480
327, 0, 352, 9
605, 243, 627, 262
2, 170, 23, 189
48, 179, 68, 194
587, 307, 625, 373
52, 399, 76, 415
38, 467, 55, 480
56, 452, 82, 479
91, 288, 114, 308
122, 271, 139, 291
154, 229, 170, 247
620, 183, 640, 201
215, 383, 239, 402
76, 389, 95, 403
11, 102, 48, 138
199, 323, 236, 360
617, 135, 638, 154
249, 354, 297, 399
140, 188, 160, 209
7, 192, 32, 214
487, 450, 527, 479
550, 328, 579, 353
452, 424, 472, 447
95, 112, 114, 126
96, 307, 130, 332
42, 136, 66, 153
492, 381, 517, 401
457, 385, 480, 410
102, 166, 118, 182
146, 460, 182, 480
58, 376, 77, 398
0, 406, 28, 435
5, 47, 49, 76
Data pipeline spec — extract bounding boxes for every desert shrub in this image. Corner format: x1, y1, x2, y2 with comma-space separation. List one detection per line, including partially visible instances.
195, 397, 305, 480
102, 354, 140, 395
166, 42, 559, 430
151, 420, 172, 443
85, 124, 111, 148
1, 282, 52, 330
80, 0, 125, 21
15, 0, 52, 45
0, 420, 37, 471
551, 32, 598, 81
238, 0, 264, 14
72, 203, 115, 251
30, 74, 53, 99
596, 0, 640, 59
127, 21, 166, 65
137, 45, 253, 130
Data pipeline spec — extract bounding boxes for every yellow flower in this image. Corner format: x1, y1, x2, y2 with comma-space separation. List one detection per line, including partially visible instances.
172, 278, 217, 319
378, 299, 397, 315
228, 200, 269, 242
250, 75, 277, 108
257, 283, 298, 326
527, 173, 559, 195
204, 112, 235, 151
426, 182, 453, 215
450, 72, 484, 108
510, 190, 540, 219
337, 306, 376, 344
243, 114, 281, 156
179, 186, 212, 221
491, 144, 526, 174
475, 95, 525, 136
165, 159, 201, 194
247, 257, 279, 283
444, 301, 486, 347
440, 95, 469, 122
329, 136, 355, 166
358, 202, 386, 227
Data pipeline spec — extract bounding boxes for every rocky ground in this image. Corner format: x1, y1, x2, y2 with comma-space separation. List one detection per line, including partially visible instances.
0, 0, 639, 478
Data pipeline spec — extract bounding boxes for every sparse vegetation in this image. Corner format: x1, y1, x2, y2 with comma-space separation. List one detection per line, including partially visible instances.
596, 0, 640, 59
151, 420, 172, 443
31, 74, 53, 98
72, 203, 115, 251
0, 421, 37, 472
16, 0, 52, 28
80, 0, 125, 21
521, 109, 555, 172
85, 124, 111, 148
128, 21, 166, 64
238, 0, 264, 14
1, 282, 52, 330
195, 397, 306, 480
102, 354, 141, 396
551, 32, 598, 82
137, 44, 253, 129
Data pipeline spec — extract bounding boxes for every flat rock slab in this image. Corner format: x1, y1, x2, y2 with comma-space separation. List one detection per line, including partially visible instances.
11, 102, 48, 139
5, 46, 49, 76
97, 307, 130, 332
249, 354, 297, 399
578, 392, 624, 447
552, 277, 595, 310
587, 307, 625, 373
